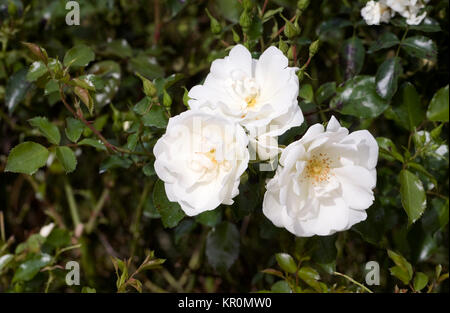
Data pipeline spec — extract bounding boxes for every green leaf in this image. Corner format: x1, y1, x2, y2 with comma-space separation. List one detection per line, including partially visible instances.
141, 105, 168, 128
427, 85, 449, 122
340, 37, 365, 79
56, 146, 77, 173
128, 55, 164, 80
99, 155, 132, 174
316, 82, 336, 105
422, 198, 449, 235
153, 180, 185, 228
5, 68, 32, 113
65, 117, 85, 143
391, 17, 441, 32
196, 209, 222, 228
45, 228, 71, 249
26, 61, 48, 82
401, 36, 437, 62
367, 32, 400, 53
299, 84, 314, 103
88, 61, 121, 107
389, 82, 424, 131
330, 76, 389, 118
78, 138, 107, 151
297, 266, 323, 292
215, 0, 242, 23
81, 287, 97, 293
64, 45, 95, 67
387, 249, 413, 285
275, 253, 297, 274
142, 163, 155, 177
5, 142, 49, 175
413, 272, 429, 291
205, 221, 240, 272
375, 57, 402, 100
376, 137, 404, 162
399, 169, 427, 224
28, 116, 61, 145
271, 280, 292, 293
12, 253, 52, 282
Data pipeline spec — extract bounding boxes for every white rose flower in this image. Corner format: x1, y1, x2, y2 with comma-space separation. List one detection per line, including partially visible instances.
154, 110, 249, 216
361, 0, 393, 25
386, 0, 428, 25
262, 116, 378, 237
188, 44, 303, 160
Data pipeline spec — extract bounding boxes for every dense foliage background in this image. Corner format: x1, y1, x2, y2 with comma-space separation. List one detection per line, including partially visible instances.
0, 0, 448, 293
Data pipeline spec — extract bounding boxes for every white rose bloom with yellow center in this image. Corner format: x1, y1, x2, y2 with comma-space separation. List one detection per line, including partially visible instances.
262, 116, 379, 237
361, 0, 393, 25
188, 44, 303, 161
154, 110, 249, 216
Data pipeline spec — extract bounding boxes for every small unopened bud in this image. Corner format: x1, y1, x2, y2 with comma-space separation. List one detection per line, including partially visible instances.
232, 28, 241, 43
22, 42, 48, 64
163, 90, 172, 109
239, 10, 253, 30
278, 38, 289, 54
283, 16, 301, 39
309, 39, 320, 57
205, 8, 222, 35
136, 73, 157, 97
242, 0, 253, 11
297, 0, 310, 11
297, 69, 305, 82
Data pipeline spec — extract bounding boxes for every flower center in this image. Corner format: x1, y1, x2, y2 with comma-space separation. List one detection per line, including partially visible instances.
228, 70, 260, 112
304, 153, 332, 185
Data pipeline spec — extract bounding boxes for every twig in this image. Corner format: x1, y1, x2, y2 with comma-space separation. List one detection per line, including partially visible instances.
64, 180, 81, 229
86, 188, 110, 234
261, 0, 269, 17
0, 211, 5, 243
333, 271, 373, 293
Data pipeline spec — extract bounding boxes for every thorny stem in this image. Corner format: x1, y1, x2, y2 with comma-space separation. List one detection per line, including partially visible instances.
261, 0, 269, 17
130, 181, 152, 258
59, 84, 152, 157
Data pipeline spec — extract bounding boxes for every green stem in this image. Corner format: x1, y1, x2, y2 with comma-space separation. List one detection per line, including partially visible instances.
64, 180, 81, 228
130, 181, 152, 257
333, 271, 373, 293
86, 188, 110, 234
396, 27, 409, 57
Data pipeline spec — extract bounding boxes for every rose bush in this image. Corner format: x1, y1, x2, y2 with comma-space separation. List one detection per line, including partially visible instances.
0, 0, 448, 294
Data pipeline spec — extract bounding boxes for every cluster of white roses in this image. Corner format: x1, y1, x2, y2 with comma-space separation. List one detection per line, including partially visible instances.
154, 44, 379, 237
361, 0, 430, 26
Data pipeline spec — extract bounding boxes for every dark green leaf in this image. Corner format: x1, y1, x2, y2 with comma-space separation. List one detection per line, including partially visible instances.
28, 116, 61, 145
427, 85, 449, 122
206, 221, 240, 272
153, 180, 185, 228
99, 155, 132, 174
299, 84, 314, 103
271, 280, 292, 293
64, 45, 95, 67
141, 105, 168, 128
5, 68, 32, 113
340, 37, 365, 79
330, 76, 389, 118
399, 169, 427, 224
78, 138, 106, 151
275, 253, 297, 274
65, 117, 85, 143
367, 32, 400, 53
375, 57, 402, 100
376, 137, 404, 162
56, 146, 77, 173
12, 253, 52, 282
316, 82, 336, 105
401, 36, 437, 62
390, 83, 424, 131
413, 272, 429, 291
5, 142, 49, 175
26, 61, 48, 82
196, 209, 222, 228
